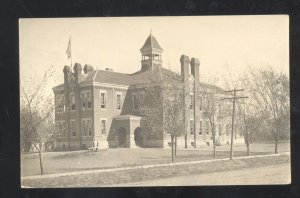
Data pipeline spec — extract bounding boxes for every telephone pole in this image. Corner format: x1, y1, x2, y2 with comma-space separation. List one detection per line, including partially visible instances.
221, 88, 248, 160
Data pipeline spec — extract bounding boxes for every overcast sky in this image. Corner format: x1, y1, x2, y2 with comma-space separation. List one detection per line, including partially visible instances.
20, 16, 289, 96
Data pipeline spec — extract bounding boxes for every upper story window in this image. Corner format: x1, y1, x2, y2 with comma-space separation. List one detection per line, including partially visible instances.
116, 92, 122, 110
139, 93, 145, 108
100, 90, 107, 109
56, 94, 65, 112
132, 93, 139, 110
206, 121, 209, 135
70, 120, 76, 136
71, 95, 76, 111
190, 119, 194, 134
101, 119, 107, 134
189, 95, 194, 109
81, 91, 92, 110
199, 121, 202, 135
82, 119, 92, 136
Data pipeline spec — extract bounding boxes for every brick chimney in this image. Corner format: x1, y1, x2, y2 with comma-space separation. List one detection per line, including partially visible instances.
73, 63, 82, 83
83, 64, 94, 74
180, 55, 190, 83
180, 55, 190, 148
190, 57, 200, 82
63, 65, 71, 150
63, 66, 71, 85
190, 57, 200, 148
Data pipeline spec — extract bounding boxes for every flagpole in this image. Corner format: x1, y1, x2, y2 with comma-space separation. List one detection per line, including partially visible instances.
70, 36, 73, 67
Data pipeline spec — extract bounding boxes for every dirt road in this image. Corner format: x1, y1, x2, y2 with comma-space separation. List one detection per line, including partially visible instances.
112, 163, 290, 186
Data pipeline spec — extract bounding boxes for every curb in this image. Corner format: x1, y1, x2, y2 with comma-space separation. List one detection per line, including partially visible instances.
21, 152, 290, 180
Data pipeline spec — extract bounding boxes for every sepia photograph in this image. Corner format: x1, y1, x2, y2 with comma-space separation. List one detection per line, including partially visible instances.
19, 16, 290, 188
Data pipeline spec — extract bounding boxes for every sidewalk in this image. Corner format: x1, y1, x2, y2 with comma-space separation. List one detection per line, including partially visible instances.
21, 152, 290, 181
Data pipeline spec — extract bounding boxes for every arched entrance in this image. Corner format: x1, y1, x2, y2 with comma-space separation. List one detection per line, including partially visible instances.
118, 127, 127, 147
134, 127, 143, 147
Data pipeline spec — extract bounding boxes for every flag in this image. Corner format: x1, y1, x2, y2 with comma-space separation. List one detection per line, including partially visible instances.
66, 37, 71, 60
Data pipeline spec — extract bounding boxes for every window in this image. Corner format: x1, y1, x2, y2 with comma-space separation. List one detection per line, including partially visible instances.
71, 95, 76, 110
219, 124, 222, 136
87, 92, 91, 108
132, 94, 139, 110
101, 119, 107, 134
56, 121, 66, 136
82, 119, 92, 136
199, 121, 202, 135
56, 95, 65, 112
226, 124, 230, 135
189, 95, 194, 109
116, 93, 122, 110
100, 91, 106, 109
206, 121, 209, 135
190, 119, 194, 134
139, 93, 145, 108
81, 91, 92, 110
199, 96, 203, 111
70, 120, 76, 136
81, 93, 86, 109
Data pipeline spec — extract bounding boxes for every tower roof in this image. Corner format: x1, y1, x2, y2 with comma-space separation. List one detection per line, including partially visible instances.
140, 33, 163, 54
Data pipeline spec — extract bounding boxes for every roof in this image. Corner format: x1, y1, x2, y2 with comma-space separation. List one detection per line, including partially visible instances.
53, 66, 227, 95
93, 70, 133, 86
140, 33, 163, 53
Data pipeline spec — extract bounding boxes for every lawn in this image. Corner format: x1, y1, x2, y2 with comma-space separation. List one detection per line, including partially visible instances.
21, 142, 290, 177
21, 154, 290, 187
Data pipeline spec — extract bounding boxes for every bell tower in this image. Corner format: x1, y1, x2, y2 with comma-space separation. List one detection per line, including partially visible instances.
140, 32, 163, 72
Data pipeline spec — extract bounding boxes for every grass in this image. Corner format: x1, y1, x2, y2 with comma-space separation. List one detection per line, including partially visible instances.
21, 142, 290, 177
22, 154, 290, 187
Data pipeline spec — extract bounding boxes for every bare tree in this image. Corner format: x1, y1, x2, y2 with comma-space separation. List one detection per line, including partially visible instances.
140, 70, 185, 162
248, 67, 290, 154
234, 74, 264, 156
201, 88, 220, 158
20, 66, 57, 174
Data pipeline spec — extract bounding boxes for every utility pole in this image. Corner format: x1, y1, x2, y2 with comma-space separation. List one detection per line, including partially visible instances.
221, 88, 248, 160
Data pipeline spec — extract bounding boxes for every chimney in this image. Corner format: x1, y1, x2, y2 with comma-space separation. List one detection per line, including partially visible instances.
180, 55, 190, 83
105, 68, 114, 72
63, 66, 71, 84
83, 64, 94, 74
190, 57, 200, 82
73, 63, 82, 83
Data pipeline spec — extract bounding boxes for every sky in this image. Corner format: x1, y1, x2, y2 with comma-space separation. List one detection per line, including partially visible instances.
19, 16, 289, 96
